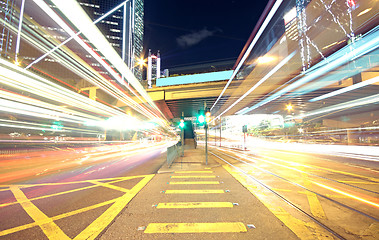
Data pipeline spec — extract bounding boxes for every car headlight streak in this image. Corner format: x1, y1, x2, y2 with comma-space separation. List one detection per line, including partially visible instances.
32, 0, 167, 127
0, 58, 122, 117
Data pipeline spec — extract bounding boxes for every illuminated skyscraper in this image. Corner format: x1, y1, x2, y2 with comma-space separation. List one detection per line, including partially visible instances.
0, 0, 16, 57
79, 0, 144, 81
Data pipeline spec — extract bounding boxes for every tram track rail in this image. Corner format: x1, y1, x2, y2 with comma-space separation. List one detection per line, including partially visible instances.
225, 149, 379, 195
210, 149, 379, 240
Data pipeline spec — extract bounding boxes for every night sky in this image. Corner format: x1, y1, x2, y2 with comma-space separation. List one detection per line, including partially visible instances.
143, 0, 269, 72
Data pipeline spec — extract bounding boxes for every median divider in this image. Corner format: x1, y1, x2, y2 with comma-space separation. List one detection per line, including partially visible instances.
166, 142, 182, 167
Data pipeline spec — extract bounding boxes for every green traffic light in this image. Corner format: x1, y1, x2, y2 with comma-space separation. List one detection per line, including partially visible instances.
198, 115, 205, 124
179, 122, 185, 128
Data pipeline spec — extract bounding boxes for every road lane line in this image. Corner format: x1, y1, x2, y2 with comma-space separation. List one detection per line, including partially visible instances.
168, 181, 219, 185
156, 202, 233, 208
88, 180, 129, 193
144, 222, 247, 233
9, 186, 70, 240
174, 171, 213, 173
165, 189, 225, 194
73, 174, 154, 240
171, 175, 216, 178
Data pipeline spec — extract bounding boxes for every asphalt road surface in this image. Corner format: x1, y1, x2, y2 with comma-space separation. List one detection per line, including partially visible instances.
0, 141, 171, 240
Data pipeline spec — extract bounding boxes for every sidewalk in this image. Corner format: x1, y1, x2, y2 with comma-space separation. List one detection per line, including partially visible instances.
158, 143, 218, 173
100, 145, 298, 239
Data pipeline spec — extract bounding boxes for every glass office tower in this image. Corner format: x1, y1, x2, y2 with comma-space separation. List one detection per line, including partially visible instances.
0, 0, 16, 57
79, 0, 144, 81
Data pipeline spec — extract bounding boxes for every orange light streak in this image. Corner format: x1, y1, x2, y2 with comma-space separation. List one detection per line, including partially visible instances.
312, 181, 379, 208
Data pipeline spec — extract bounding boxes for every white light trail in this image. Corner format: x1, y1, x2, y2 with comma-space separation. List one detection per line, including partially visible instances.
211, 0, 284, 111
26, 0, 130, 70
15, 0, 26, 63
51, 0, 165, 123
0, 119, 100, 134
0, 59, 123, 117
245, 29, 379, 112
215, 51, 295, 118
293, 93, 379, 120
0, 98, 91, 124
26, 0, 165, 125
310, 76, 379, 102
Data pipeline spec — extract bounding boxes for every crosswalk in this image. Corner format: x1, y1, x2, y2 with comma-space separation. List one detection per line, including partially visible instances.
144, 169, 247, 234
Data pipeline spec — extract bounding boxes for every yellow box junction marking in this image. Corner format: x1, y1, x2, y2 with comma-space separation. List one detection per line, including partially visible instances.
301, 171, 326, 219
88, 180, 129, 193
156, 202, 233, 209
0, 178, 129, 208
171, 175, 216, 178
0, 175, 154, 240
174, 171, 213, 174
222, 165, 334, 239
0, 198, 118, 237
169, 181, 219, 185
0, 175, 148, 189
74, 174, 154, 240
9, 186, 71, 240
144, 222, 247, 233
165, 189, 225, 194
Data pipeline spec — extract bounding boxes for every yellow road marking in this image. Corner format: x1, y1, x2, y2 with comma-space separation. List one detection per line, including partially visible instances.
169, 181, 219, 185
171, 175, 216, 178
298, 191, 347, 199
222, 165, 334, 239
88, 180, 129, 193
271, 188, 292, 192
174, 171, 213, 173
0, 179, 129, 208
156, 202, 233, 208
144, 222, 247, 233
9, 186, 70, 240
73, 174, 154, 240
0, 175, 146, 188
0, 197, 118, 237
165, 189, 225, 194
301, 172, 325, 219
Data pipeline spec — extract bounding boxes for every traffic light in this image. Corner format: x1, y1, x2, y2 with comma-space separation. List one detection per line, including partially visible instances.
197, 110, 205, 124
205, 108, 211, 123
179, 119, 185, 128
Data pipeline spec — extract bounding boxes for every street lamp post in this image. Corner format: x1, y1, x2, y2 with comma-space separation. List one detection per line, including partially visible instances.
205, 122, 208, 165
219, 120, 222, 147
